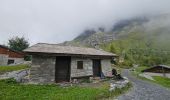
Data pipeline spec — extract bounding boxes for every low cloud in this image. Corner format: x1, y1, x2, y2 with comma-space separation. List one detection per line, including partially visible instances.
0, 0, 170, 45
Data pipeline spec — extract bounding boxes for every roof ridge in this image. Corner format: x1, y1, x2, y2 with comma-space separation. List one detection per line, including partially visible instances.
24, 43, 117, 57
35, 43, 100, 50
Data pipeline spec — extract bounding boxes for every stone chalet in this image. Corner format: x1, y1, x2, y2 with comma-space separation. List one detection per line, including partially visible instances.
0, 45, 25, 65
24, 43, 117, 83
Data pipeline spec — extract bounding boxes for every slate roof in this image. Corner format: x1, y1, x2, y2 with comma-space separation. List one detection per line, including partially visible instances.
0, 45, 25, 58
0, 45, 9, 50
142, 65, 170, 72
148, 65, 170, 69
23, 43, 116, 57
0, 44, 24, 54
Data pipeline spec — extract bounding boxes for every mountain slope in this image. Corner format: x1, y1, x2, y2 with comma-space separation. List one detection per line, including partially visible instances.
63, 14, 170, 66
63, 17, 149, 47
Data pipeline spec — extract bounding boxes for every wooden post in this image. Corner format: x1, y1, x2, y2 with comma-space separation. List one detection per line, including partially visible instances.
162, 66, 166, 77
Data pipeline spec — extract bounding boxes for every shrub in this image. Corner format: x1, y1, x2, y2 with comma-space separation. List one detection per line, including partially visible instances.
1, 78, 18, 84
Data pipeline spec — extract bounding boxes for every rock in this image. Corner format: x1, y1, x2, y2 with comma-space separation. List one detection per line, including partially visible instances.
109, 78, 129, 91
123, 77, 128, 80
72, 79, 78, 83
0, 69, 29, 82
139, 73, 154, 80
109, 87, 115, 92
110, 83, 116, 91
21, 75, 30, 83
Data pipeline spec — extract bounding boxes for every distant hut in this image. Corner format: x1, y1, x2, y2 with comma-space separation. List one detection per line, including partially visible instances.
142, 65, 170, 78
0, 45, 25, 65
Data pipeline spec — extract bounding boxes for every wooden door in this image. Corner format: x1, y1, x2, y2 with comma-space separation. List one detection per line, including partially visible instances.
55, 56, 71, 82
92, 59, 101, 77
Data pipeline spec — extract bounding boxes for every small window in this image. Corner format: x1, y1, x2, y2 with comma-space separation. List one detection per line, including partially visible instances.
77, 61, 83, 69
8, 59, 14, 65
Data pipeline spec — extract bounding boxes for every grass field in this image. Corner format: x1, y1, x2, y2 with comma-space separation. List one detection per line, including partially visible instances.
0, 64, 30, 74
132, 66, 149, 75
153, 76, 170, 88
0, 79, 131, 100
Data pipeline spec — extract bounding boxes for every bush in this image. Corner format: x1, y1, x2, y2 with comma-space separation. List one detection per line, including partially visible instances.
119, 60, 133, 68
1, 78, 18, 84
24, 55, 32, 61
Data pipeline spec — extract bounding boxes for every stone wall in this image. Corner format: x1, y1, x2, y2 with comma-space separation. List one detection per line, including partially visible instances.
0, 54, 8, 65
101, 59, 112, 76
144, 72, 170, 78
29, 55, 112, 83
0, 69, 29, 82
30, 55, 56, 83
71, 57, 112, 78
71, 57, 93, 78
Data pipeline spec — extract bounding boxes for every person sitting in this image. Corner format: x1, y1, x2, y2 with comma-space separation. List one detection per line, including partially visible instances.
112, 68, 124, 80
112, 68, 117, 76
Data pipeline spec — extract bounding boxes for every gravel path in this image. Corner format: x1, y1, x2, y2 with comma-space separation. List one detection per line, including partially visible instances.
117, 69, 170, 100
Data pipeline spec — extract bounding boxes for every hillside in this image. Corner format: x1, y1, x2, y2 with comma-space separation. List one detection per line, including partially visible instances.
62, 14, 170, 66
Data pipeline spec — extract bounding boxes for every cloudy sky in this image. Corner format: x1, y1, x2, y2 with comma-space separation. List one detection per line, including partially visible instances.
0, 0, 170, 45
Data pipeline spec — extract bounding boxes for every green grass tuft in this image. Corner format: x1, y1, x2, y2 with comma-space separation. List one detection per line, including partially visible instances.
153, 76, 170, 88
131, 66, 149, 75
0, 64, 30, 74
